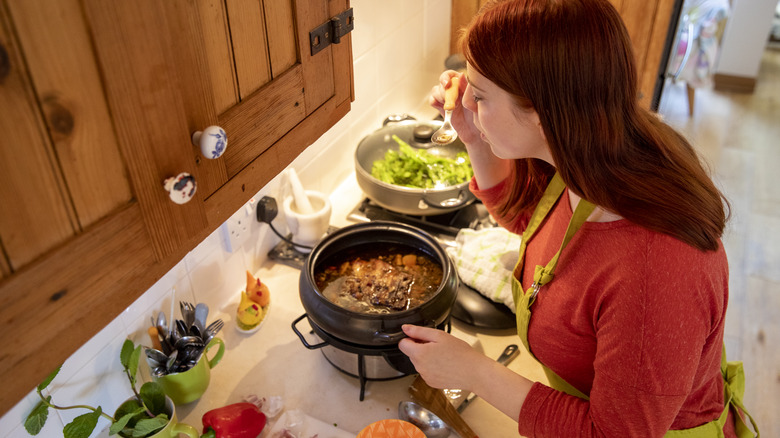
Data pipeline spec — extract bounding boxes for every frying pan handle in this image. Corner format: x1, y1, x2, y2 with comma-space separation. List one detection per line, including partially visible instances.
291, 314, 328, 350
421, 190, 469, 210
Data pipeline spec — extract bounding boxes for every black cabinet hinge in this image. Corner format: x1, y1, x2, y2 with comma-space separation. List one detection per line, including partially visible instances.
309, 8, 354, 56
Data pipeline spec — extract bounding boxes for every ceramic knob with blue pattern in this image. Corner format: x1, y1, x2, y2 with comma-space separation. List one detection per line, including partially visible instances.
192, 125, 227, 159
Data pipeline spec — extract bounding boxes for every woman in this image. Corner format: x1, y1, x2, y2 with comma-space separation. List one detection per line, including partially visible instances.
397, 0, 758, 436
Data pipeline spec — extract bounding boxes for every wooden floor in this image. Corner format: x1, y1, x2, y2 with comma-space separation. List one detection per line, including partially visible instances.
658, 47, 780, 436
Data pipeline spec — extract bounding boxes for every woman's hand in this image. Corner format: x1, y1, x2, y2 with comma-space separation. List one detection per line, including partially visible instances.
398, 324, 488, 391
400, 324, 534, 421
430, 71, 511, 190
429, 71, 482, 146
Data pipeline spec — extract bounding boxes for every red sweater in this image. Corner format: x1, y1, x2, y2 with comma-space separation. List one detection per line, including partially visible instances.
471, 177, 736, 437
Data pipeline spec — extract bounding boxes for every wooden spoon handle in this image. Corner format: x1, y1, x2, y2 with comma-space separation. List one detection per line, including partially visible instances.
409, 375, 479, 438
443, 76, 461, 111
148, 326, 163, 351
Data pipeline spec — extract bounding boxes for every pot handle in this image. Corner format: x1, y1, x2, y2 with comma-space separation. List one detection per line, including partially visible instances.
382, 114, 416, 126
421, 189, 469, 210
291, 314, 328, 350
374, 319, 439, 343
373, 330, 406, 343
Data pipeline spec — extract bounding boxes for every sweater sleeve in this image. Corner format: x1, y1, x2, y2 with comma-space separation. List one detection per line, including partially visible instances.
469, 176, 530, 234
517, 233, 729, 437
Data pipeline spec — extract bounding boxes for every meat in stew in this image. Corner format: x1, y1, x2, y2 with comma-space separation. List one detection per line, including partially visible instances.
314, 244, 443, 313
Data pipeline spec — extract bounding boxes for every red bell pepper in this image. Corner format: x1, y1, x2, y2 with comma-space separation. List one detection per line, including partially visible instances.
201, 402, 267, 438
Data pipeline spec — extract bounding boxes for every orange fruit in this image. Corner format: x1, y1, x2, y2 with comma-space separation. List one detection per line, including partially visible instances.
357, 419, 426, 438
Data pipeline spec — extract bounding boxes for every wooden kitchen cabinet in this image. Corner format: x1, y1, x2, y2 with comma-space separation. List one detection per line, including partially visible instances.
450, 0, 676, 110
0, 0, 353, 416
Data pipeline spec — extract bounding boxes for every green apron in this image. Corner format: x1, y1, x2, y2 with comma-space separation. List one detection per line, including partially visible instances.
510, 173, 759, 437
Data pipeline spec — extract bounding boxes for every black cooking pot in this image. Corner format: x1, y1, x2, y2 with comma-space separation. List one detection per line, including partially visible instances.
355, 116, 475, 216
299, 221, 459, 346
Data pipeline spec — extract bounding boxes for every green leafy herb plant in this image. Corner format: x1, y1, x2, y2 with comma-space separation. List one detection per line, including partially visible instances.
24, 340, 172, 438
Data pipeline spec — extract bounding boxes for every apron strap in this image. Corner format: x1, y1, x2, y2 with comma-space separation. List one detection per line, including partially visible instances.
720, 345, 760, 437
531, 197, 595, 297
516, 173, 567, 260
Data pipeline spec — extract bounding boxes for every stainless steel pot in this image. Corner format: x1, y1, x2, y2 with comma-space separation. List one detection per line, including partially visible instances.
355, 117, 475, 216
298, 221, 459, 346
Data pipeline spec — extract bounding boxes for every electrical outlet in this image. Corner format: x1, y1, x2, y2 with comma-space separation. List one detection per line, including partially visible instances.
220, 198, 255, 252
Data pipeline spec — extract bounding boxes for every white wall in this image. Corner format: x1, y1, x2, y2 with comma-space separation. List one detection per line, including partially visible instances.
716, 0, 778, 77
0, 1, 451, 436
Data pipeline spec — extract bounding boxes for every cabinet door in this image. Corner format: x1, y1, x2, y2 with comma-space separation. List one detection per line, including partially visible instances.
83, 0, 352, 259
0, 0, 132, 270
0, 0, 352, 418
609, 0, 677, 108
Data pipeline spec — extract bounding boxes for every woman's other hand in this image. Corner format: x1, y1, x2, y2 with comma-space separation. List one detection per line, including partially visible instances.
398, 324, 486, 391
399, 324, 533, 421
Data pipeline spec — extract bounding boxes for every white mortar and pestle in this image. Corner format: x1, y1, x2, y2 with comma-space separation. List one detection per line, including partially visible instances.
282, 168, 332, 252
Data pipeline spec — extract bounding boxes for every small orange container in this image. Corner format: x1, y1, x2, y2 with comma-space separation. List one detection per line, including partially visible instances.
357, 419, 426, 438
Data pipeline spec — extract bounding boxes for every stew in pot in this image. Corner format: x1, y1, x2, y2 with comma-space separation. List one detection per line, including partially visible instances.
314, 243, 443, 314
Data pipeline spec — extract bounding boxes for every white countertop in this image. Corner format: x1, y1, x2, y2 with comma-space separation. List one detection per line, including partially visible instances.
177, 174, 549, 437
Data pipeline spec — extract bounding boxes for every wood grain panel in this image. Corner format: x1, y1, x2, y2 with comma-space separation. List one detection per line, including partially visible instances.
607, 0, 625, 13
329, 0, 354, 104
450, 0, 479, 54
616, 1, 657, 78
0, 204, 155, 420
225, 0, 271, 99
638, 0, 675, 107
84, 0, 208, 260
0, 251, 9, 280
0, 8, 75, 269
7, 0, 132, 230
264, 0, 297, 78
197, 0, 239, 114
219, 65, 306, 177
296, 0, 335, 115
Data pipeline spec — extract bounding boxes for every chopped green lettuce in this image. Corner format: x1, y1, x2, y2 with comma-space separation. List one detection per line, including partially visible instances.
371, 135, 473, 189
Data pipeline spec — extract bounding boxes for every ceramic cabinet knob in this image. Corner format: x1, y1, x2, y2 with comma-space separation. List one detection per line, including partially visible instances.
192, 125, 227, 159
164, 172, 197, 204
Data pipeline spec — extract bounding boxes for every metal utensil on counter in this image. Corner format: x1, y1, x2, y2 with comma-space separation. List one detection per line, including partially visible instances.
180, 301, 195, 328
399, 401, 450, 438
194, 303, 209, 333
409, 376, 478, 438
145, 348, 169, 369
456, 344, 520, 413
431, 76, 460, 145
156, 311, 168, 338
174, 335, 203, 350
165, 350, 179, 374
147, 302, 223, 376
175, 319, 189, 338
204, 319, 224, 343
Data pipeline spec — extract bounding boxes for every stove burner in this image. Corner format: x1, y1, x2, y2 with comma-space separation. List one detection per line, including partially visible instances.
347, 198, 496, 249
292, 314, 451, 400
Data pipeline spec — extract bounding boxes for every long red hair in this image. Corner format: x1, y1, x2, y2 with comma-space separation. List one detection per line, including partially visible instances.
462, 0, 728, 251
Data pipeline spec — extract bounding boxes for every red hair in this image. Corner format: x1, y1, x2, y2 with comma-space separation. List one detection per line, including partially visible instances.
462, 0, 728, 251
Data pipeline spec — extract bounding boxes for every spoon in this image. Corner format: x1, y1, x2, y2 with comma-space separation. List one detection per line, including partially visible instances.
180, 301, 195, 328
431, 76, 460, 145
194, 303, 209, 334
398, 401, 451, 438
